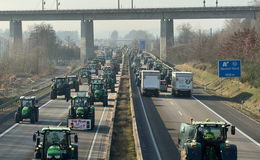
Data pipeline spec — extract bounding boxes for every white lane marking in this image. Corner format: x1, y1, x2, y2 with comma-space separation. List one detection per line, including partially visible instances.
39, 100, 53, 110
0, 123, 19, 138
86, 106, 107, 160
0, 100, 53, 139
57, 122, 62, 127
178, 111, 183, 116
137, 88, 162, 160
192, 96, 260, 147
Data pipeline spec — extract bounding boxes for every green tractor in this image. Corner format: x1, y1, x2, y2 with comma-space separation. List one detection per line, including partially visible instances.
178, 119, 237, 160
154, 62, 163, 71
50, 77, 71, 102
67, 75, 80, 92
67, 92, 95, 130
33, 127, 78, 160
79, 67, 91, 85
14, 96, 39, 124
89, 79, 108, 106
103, 73, 116, 93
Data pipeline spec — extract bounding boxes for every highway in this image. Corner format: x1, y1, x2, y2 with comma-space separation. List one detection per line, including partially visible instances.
131, 63, 260, 160
0, 64, 122, 160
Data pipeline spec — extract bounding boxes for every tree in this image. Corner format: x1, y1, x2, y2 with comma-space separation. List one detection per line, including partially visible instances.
177, 23, 195, 44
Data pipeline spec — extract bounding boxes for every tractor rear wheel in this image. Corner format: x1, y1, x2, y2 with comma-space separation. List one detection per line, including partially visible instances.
15, 112, 20, 123
50, 90, 56, 99
30, 114, 35, 124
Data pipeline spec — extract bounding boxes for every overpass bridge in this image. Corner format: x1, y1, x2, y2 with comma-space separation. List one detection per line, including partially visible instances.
4, 6, 260, 61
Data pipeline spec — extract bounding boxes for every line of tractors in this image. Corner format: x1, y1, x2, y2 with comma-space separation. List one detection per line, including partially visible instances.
130, 50, 237, 160
13, 47, 124, 160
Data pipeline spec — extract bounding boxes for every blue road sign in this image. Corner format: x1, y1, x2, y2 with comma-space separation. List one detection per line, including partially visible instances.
218, 60, 241, 78
140, 40, 145, 50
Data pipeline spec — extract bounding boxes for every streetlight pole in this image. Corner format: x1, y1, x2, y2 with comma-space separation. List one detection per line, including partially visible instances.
203, 0, 206, 7
42, 0, 45, 10
118, 0, 120, 9
131, 0, 134, 8
56, 0, 60, 10
216, 0, 218, 7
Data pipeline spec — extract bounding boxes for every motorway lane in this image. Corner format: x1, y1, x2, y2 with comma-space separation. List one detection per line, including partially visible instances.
130, 70, 180, 160
150, 91, 260, 160
0, 69, 121, 160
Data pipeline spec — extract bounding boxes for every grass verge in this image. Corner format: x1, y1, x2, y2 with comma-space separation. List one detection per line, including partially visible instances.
175, 62, 260, 122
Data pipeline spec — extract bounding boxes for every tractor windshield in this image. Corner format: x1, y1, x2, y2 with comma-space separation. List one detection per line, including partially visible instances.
93, 84, 104, 90
56, 78, 65, 85
21, 100, 32, 107
197, 126, 223, 142
73, 97, 89, 108
68, 77, 77, 82
44, 131, 68, 149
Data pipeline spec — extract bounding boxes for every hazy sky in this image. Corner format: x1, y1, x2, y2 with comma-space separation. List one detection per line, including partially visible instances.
0, 0, 254, 38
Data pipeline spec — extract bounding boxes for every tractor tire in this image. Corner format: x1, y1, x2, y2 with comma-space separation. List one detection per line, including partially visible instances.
30, 114, 35, 124
75, 85, 79, 92
50, 91, 56, 100
35, 109, 39, 122
14, 112, 20, 123
103, 98, 108, 106
111, 86, 115, 93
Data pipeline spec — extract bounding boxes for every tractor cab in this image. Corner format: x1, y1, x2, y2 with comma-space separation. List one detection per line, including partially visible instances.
33, 127, 78, 160
178, 119, 237, 160
67, 75, 79, 92
51, 77, 71, 101
15, 96, 39, 124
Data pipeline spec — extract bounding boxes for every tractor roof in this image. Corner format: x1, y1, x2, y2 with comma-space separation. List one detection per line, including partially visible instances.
20, 96, 36, 100
67, 75, 77, 78
74, 91, 90, 98
192, 121, 227, 126
42, 127, 70, 132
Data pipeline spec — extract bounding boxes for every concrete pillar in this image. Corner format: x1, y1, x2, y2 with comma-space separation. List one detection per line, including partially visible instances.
9, 20, 23, 56
81, 20, 94, 62
160, 19, 174, 62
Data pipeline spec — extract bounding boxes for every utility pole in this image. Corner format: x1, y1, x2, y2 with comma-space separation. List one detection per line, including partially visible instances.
131, 0, 134, 8
42, 0, 45, 10
118, 0, 120, 9
56, 0, 60, 10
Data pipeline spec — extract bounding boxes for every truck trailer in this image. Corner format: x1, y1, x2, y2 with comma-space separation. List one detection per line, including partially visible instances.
141, 70, 160, 97
171, 72, 193, 97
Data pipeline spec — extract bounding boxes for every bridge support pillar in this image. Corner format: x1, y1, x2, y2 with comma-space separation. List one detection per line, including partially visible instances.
160, 19, 174, 62
9, 20, 23, 57
81, 20, 94, 62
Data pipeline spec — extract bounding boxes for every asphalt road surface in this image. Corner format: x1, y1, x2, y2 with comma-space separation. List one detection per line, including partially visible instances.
131, 69, 260, 160
0, 67, 122, 160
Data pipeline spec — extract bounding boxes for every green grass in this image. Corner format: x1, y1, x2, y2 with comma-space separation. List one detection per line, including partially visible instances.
176, 62, 260, 122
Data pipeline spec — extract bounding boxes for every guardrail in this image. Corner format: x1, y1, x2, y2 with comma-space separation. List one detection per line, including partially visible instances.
128, 57, 143, 160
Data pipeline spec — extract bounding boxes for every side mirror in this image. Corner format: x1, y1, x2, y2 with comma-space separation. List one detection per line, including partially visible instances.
231, 126, 236, 135
33, 134, 36, 142
74, 134, 78, 143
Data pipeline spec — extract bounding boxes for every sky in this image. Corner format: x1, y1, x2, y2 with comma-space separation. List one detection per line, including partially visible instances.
0, 0, 255, 38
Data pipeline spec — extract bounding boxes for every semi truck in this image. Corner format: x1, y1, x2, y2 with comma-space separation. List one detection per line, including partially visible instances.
171, 72, 193, 97
140, 70, 160, 96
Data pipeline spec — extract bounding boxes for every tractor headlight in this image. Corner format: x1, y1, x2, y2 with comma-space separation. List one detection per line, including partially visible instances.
54, 155, 61, 159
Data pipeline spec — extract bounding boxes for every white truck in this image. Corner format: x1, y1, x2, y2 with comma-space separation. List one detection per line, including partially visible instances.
171, 72, 193, 97
141, 70, 160, 96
